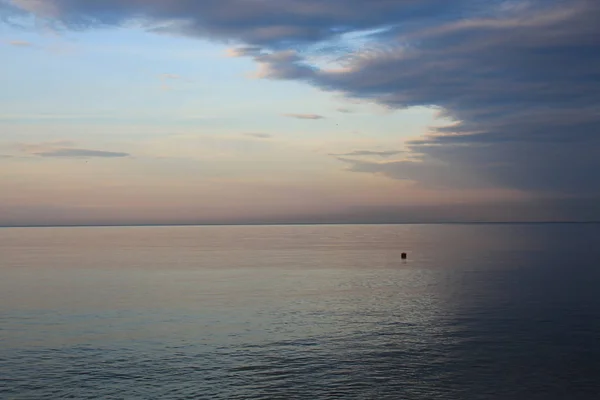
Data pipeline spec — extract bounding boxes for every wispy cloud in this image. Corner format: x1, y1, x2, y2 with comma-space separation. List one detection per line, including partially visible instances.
0, 113, 107, 122
35, 148, 130, 158
6, 40, 34, 47
284, 113, 326, 120
17, 140, 130, 159
226, 46, 263, 57
0, 112, 216, 123
335, 157, 491, 190
160, 73, 182, 80
19, 140, 75, 154
336, 108, 354, 114
330, 150, 403, 157
158, 73, 192, 91
244, 133, 273, 139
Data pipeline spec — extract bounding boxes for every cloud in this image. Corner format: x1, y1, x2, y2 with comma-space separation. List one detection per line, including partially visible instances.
0, 1, 26, 21
3, 1, 473, 48
244, 133, 272, 139
254, 50, 316, 79
330, 150, 402, 157
335, 156, 493, 190
242, 1, 600, 196
226, 46, 263, 57
6, 39, 33, 47
284, 113, 325, 120
4, 0, 600, 199
234, 198, 600, 224
158, 73, 192, 91
336, 107, 354, 113
35, 148, 130, 158
18, 140, 75, 153
160, 73, 182, 80
16, 140, 130, 158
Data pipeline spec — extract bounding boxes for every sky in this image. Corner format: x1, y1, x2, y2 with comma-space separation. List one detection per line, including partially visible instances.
1, 0, 599, 225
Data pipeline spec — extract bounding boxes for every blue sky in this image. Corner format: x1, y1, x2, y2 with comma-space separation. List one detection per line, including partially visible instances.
1, 0, 598, 225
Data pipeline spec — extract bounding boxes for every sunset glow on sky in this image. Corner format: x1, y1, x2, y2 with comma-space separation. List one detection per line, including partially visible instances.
1, 0, 599, 225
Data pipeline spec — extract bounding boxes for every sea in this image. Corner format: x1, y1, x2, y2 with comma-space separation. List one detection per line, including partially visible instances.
1, 224, 599, 399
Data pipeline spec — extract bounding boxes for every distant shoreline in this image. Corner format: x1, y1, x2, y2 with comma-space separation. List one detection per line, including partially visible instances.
2, 221, 600, 229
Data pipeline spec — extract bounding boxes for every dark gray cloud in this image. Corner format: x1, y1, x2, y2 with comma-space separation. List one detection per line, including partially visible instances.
283, 113, 325, 120
3, 0, 473, 48
330, 150, 402, 158
248, 0, 600, 197
4, 0, 600, 201
252, 51, 316, 79
35, 148, 130, 158
0, 1, 23, 17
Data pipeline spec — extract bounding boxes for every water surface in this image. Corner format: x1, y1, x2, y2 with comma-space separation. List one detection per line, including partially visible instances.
1, 224, 599, 399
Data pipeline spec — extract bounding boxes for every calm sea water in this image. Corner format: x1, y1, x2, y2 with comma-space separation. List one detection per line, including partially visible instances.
1, 224, 600, 399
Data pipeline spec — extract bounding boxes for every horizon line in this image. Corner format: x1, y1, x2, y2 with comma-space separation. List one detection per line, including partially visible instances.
2, 221, 600, 229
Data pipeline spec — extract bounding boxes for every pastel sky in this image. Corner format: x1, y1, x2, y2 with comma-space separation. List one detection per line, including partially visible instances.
1, 0, 599, 225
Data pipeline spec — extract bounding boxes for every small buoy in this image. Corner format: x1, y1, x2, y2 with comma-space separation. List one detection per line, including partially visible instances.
401, 252, 407, 260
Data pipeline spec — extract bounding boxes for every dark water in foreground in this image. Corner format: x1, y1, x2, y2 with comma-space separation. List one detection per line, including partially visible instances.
1, 224, 600, 399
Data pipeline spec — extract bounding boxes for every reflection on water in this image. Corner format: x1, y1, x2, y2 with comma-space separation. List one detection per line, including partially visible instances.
1, 224, 599, 399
